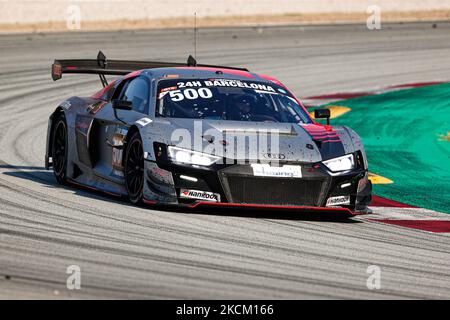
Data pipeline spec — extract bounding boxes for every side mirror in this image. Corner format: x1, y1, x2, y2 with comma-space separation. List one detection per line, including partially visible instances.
314, 108, 331, 125
112, 99, 132, 110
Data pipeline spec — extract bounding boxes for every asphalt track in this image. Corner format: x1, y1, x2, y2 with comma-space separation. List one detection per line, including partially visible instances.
0, 22, 450, 299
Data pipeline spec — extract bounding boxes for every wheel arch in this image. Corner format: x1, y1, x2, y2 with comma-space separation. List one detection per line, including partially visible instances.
122, 124, 140, 159
123, 125, 145, 203
45, 106, 66, 169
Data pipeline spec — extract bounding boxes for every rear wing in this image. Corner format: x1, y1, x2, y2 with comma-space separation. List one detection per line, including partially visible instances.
52, 51, 249, 87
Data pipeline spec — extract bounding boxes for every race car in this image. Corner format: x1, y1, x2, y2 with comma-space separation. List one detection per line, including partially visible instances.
46, 51, 372, 216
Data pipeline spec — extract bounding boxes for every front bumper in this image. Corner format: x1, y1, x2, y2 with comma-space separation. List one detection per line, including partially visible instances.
143, 149, 372, 214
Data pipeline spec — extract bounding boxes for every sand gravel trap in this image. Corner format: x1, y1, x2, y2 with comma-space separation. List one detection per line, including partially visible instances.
1, 10, 450, 34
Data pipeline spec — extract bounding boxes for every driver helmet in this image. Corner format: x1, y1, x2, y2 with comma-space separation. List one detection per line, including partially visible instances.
233, 94, 258, 113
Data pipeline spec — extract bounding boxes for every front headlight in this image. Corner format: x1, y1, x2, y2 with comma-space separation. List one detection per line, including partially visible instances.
323, 154, 355, 172
168, 146, 221, 166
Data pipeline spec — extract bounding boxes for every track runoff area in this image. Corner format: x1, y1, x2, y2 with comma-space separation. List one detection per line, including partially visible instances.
305, 81, 450, 233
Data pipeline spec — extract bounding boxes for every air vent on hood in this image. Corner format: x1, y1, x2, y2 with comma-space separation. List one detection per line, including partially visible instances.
221, 125, 298, 136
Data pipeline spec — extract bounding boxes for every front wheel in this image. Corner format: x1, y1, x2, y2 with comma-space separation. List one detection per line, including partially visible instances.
124, 132, 144, 204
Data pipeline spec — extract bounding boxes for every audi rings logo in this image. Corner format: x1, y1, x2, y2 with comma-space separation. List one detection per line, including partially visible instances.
263, 153, 286, 160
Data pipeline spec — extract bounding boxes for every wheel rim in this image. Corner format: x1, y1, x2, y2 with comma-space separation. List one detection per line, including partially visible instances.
126, 139, 144, 199
53, 121, 67, 176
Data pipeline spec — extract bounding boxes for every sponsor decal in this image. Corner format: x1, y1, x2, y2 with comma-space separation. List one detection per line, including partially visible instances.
158, 86, 179, 99
135, 117, 153, 127
159, 79, 278, 101
203, 79, 276, 92
177, 81, 202, 88
60, 100, 71, 110
161, 86, 178, 92
251, 164, 302, 178
87, 101, 106, 114
326, 195, 350, 207
180, 189, 221, 202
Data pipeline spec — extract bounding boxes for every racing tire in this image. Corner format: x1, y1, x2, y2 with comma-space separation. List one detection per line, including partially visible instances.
51, 113, 68, 184
124, 132, 145, 204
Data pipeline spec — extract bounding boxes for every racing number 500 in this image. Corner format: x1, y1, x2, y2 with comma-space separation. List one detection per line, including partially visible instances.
169, 88, 213, 101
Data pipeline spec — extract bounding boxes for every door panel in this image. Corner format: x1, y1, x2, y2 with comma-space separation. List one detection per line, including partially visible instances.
86, 76, 151, 183
89, 110, 128, 183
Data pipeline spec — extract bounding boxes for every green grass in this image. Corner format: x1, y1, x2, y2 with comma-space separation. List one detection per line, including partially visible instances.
318, 83, 450, 213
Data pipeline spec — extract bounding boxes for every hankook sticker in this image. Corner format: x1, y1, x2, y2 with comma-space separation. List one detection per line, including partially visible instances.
180, 189, 221, 202
326, 196, 350, 207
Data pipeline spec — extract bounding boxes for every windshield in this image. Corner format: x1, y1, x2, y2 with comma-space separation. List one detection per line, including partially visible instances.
156, 78, 312, 124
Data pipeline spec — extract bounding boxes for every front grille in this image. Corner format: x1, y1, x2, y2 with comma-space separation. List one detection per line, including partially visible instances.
223, 176, 324, 206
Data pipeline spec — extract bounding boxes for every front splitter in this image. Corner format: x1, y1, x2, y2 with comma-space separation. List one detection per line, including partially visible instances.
143, 198, 364, 217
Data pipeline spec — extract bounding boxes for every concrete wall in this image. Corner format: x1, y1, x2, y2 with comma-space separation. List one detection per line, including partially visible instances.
1, 0, 450, 24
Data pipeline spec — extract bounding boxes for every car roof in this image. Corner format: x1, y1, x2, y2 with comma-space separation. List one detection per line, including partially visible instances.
139, 66, 279, 85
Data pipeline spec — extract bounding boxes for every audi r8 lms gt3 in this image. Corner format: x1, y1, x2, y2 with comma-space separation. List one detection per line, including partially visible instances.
45, 51, 372, 216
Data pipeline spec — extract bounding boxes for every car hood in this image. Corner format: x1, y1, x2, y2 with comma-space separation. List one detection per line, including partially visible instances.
147, 118, 356, 162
